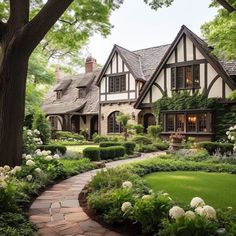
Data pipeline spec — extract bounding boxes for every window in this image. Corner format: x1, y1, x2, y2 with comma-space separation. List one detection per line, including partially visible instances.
163, 111, 212, 133
108, 111, 123, 133
171, 64, 200, 90
56, 91, 62, 100
78, 88, 86, 98
49, 116, 58, 130
166, 114, 175, 132
109, 75, 126, 93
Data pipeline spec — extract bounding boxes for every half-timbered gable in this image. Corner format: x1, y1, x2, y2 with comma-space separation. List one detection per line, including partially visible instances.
135, 25, 236, 109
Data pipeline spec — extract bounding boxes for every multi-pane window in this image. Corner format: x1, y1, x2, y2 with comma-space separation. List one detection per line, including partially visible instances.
163, 111, 212, 133
176, 114, 184, 132
166, 114, 175, 132
109, 75, 126, 93
78, 88, 86, 98
171, 64, 200, 90
56, 91, 62, 100
108, 111, 123, 133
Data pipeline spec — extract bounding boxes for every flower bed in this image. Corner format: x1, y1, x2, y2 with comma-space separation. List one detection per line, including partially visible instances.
86, 156, 236, 235
0, 150, 96, 235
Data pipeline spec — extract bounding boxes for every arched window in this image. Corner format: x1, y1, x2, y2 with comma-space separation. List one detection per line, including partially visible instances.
108, 111, 123, 133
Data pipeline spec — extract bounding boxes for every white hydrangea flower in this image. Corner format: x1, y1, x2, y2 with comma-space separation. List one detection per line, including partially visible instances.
229, 127, 234, 131
11, 166, 21, 175
226, 131, 230, 135
190, 197, 205, 208
122, 181, 133, 189
25, 154, 32, 160
121, 202, 132, 212
227, 206, 233, 210
35, 149, 41, 153
201, 205, 216, 219
47, 150, 51, 155
185, 210, 196, 220
26, 160, 35, 166
169, 206, 185, 220
27, 131, 33, 136
195, 207, 204, 215
142, 195, 152, 200
26, 175, 33, 182
35, 168, 42, 173
34, 129, 40, 135
3, 165, 10, 172
228, 135, 232, 140
42, 150, 48, 156
231, 136, 235, 141
45, 155, 53, 161
36, 151, 42, 156
0, 167, 4, 172
53, 154, 59, 159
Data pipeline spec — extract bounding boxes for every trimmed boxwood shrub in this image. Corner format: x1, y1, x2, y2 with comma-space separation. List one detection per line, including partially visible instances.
154, 142, 169, 151
100, 146, 126, 160
37, 144, 67, 155
99, 142, 118, 148
83, 147, 101, 161
93, 135, 109, 143
55, 131, 85, 141
132, 135, 152, 145
197, 142, 234, 155
123, 142, 136, 155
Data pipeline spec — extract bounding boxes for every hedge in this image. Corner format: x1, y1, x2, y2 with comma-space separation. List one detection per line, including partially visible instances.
83, 147, 100, 161
55, 131, 85, 141
197, 142, 234, 155
100, 146, 126, 160
37, 144, 67, 155
100, 141, 136, 155
132, 135, 152, 145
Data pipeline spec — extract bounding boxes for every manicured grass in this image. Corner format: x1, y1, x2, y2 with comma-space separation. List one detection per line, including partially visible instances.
66, 144, 99, 153
144, 171, 236, 210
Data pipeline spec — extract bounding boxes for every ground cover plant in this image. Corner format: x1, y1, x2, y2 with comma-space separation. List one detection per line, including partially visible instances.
87, 155, 236, 235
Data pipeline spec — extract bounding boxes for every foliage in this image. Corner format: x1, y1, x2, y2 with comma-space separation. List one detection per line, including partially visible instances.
153, 142, 169, 151
175, 149, 210, 162
54, 131, 85, 141
83, 147, 101, 161
197, 142, 234, 155
147, 125, 162, 140
37, 145, 67, 155
100, 146, 126, 160
116, 113, 131, 141
80, 128, 89, 140
132, 124, 144, 134
22, 128, 43, 154
132, 135, 152, 145
93, 134, 109, 143
122, 142, 136, 155
136, 144, 158, 153
99, 142, 119, 148
32, 111, 51, 145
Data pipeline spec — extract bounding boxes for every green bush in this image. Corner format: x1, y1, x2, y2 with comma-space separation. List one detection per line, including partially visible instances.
37, 144, 67, 155
55, 131, 85, 141
123, 142, 136, 155
133, 124, 144, 134
100, 146, 125, 160
33, 111, 51, 144
175, 149, 210, 162
132, 135, 152, 145
93, 135, 109, 143
99, 142, 119, 148
136, 144, 157, 153
83, 147, 100, 161
153, 142, 169, 151
197, 142, 234, 155
147, 125, 162, 139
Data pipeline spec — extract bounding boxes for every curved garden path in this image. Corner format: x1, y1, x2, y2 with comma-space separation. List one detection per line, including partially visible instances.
29, 152, 163, 236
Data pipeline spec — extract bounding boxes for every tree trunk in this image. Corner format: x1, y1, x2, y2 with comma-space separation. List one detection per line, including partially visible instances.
0, 35, 29, 166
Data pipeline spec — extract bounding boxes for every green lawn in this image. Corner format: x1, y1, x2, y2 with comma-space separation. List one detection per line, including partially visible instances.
144, 171, 236, 210
66, 144, 98, 153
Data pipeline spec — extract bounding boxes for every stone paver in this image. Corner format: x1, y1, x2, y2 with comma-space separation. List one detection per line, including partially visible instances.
29, 152, 163, 236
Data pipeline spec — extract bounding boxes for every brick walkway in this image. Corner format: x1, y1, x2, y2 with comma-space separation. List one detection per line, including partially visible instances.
29, 152, 163, 236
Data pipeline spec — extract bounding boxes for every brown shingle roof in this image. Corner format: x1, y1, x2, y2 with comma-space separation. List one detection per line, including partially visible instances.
42, 69, 100, 115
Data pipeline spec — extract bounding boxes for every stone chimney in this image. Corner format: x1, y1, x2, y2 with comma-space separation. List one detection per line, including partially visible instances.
55, 66, 64, 82
85, 56, 97, 73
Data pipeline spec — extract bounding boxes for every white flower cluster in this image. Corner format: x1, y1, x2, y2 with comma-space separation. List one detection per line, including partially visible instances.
169, 197, 217, 221
122, 181, 133, 189
23, 149, 60, 161
24, 127, 43, 145
121, 202, 132, 212
226, 126, 236, 152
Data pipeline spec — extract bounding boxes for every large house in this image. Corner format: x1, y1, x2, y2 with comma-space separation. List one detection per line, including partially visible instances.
43, 25, 236, 140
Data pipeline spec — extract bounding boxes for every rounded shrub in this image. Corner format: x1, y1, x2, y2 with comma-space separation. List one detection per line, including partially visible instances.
100, 146, 125, 160
83, 147, 100, 161
197, 142, 234, 155
37, 144, 67, 155
99, 142, 119, 148
93, 135, 109, 143
147, 125, 162, 139
132, 135, 152, 145
123, 142, 136, 155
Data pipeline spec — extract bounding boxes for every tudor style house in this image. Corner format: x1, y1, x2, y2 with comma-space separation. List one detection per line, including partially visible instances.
43, 25, 236, 140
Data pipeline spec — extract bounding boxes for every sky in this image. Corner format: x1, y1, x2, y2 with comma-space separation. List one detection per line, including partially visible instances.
82, 0, 218, 67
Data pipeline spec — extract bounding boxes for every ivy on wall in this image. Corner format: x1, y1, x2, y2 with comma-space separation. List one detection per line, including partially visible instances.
153, 91, 236, 141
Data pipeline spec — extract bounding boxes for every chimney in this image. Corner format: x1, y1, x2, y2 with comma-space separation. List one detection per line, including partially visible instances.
85, 56, 97, 73
55, 66, 64, 82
